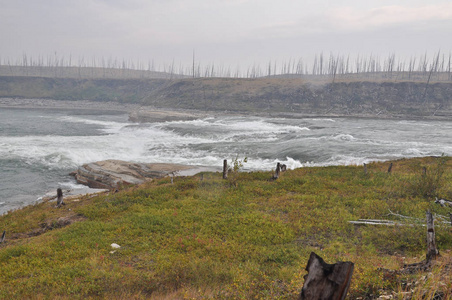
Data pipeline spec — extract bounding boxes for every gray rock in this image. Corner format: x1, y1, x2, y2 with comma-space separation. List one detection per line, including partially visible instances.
73, 160, 198, 189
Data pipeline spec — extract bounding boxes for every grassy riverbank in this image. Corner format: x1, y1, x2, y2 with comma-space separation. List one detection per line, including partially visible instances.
1, 157, 451, 299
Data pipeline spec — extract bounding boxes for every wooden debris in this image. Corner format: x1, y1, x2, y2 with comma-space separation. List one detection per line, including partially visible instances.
387, 162, 393, 174
398, 211, 440, 274
349, 219, 401, 226
272, 162, 281, 180
56, 188, 65, 208
426, 210, 439, 262
434, 197, 452, 207
223, 159, 228, 179
300, 252, 354, 300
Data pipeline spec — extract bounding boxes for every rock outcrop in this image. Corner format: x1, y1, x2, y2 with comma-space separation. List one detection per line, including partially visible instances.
73, 160, 197, 189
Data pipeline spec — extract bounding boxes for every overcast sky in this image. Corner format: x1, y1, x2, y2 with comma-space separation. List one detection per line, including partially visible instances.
1, 0, 452, 71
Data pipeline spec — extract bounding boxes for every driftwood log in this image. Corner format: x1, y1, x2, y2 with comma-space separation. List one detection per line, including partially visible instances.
434, 197, 452, 207
300, 252, 354, 300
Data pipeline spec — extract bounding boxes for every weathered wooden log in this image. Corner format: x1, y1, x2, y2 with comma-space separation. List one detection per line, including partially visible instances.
434, 197, 452, 207
349, 219, 399, 226
426, 210, 439, 262
300, 252, 354, 300
387, 162, 393, 174
0, 230, 5, 244
223, 159, 228, 179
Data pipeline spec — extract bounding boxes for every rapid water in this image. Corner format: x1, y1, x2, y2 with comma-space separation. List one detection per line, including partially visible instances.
1, 107, 452, 214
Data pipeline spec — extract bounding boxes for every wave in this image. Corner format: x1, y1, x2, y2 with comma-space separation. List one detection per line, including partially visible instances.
2, 112, 452, 175
332, 134, 356, 141
308, 118, 336, 122
58, 115, 130, 134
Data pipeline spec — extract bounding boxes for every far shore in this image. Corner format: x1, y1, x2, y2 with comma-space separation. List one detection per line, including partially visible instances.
0, 98, 140, 113
1, 97, 451, 122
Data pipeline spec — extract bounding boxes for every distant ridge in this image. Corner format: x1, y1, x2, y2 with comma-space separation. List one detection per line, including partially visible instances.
1, 67, 452, 119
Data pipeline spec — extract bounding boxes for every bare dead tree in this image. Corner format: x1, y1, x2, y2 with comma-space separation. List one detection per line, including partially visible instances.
422, 51, 441, 105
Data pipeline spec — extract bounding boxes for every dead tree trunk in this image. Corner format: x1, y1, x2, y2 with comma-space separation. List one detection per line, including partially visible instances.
387, 162, 393, 174
223, 159, 228, 179
56, 188, 65, 207
300, 252, 354, 300
273, 162, 281, 180
426, 210, 439, 262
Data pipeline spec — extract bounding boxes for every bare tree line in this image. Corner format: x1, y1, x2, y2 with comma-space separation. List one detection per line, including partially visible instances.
0, 52, 451, 82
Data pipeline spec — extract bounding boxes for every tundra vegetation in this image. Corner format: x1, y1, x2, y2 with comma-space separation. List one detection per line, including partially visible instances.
0, 156, 451, 299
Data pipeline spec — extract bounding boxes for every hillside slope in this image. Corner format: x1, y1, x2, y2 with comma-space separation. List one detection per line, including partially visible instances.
1, 75, 452, 118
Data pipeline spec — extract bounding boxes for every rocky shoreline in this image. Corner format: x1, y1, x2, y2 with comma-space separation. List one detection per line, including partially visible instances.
72, 160, 218, 190
37, 161, 219, 207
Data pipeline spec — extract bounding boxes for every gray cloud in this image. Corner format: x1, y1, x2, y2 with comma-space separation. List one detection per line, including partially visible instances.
1, 0, 451, 69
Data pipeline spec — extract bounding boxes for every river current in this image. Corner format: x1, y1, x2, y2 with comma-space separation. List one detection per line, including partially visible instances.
1, 107, 451, 214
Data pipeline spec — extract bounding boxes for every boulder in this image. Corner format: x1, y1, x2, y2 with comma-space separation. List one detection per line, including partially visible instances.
73, 160, 196, 189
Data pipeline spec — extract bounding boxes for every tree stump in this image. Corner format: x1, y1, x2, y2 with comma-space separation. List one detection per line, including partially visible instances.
223, 159, 228, 179
300, 252, 354, 300
426, 210, 439, 262
56, 188, 65, 207
273, 162, 281, 180
387, 162, 393, 174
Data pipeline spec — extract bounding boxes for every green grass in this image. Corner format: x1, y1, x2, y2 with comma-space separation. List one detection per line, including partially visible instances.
0, 157, 451, 299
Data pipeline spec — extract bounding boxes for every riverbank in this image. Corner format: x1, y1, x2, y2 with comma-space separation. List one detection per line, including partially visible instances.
2, 97, 452, 122
0, 157, 451, 299
0, 98, 139, 113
